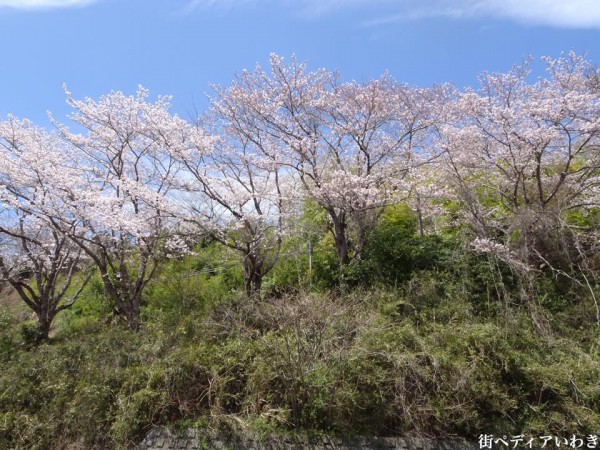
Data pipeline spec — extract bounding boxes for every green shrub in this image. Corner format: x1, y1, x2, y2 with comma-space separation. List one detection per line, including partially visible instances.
1, 247, 599, 449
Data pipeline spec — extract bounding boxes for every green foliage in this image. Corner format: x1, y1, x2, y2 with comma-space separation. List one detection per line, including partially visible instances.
347, 204, 453, 287
19, 320, 47, 347
1, 212, 600, 448
142, 244, 244, 326
1, 280, 599, 448
262, 236, 311, 296
565, 207, 600, 229
0, 307, 14, 358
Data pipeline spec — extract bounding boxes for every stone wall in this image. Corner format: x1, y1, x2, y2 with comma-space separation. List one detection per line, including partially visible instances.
138, 427, 479, 450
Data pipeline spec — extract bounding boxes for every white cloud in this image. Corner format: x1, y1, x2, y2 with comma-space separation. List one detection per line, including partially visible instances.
181, 0, 254, 14
0, 0, 98, 9
385, 0, 600, 29
185, 0, 600, 28
483, 0, 600, 28
182, 0, 391, 15
288, 0, 391, 17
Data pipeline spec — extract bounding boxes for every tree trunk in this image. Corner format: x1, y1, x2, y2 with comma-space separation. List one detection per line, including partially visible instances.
99, 269, 143, 331
35, 308, 52, 343
331, 213, 350, 268
123, 298, 141, 331
243, 256, 263, 298
118, 287, 142, 331
416, 194, 424, 237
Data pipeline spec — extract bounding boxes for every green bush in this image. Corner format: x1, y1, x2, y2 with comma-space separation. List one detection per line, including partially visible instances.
1, 238, 599, 449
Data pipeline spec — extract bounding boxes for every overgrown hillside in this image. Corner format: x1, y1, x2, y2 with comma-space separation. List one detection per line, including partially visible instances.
1, 52, 599, 449
1, 224, 599, 449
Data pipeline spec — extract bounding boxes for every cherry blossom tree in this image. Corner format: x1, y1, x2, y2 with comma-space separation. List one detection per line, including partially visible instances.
0, 217, 88, 341
441, 53, 600, 324
174, 115, 286, 296
211, 55, 443, 270
47, 86, 191, 329
0, 117, 89, 341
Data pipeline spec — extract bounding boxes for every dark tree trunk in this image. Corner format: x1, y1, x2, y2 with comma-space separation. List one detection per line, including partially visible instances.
35, 307, 53, 343
99, 271, 142, 331
416, 194, 424, 237
243, 255, 263, 298
122, 296, 141, 331
331, 212, 350, 268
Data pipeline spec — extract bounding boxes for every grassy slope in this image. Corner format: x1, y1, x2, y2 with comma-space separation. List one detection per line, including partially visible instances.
0, 248, 599, 450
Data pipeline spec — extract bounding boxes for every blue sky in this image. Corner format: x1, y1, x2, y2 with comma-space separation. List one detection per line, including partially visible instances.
1, 0, 599, 126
